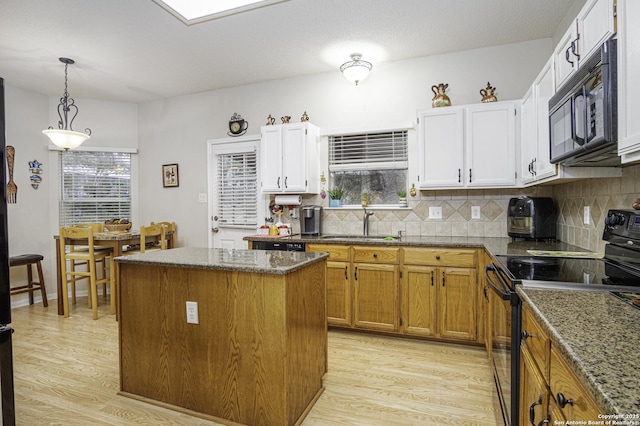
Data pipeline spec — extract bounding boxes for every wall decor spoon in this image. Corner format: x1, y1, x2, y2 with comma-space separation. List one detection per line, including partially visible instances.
6, 145, 17, 203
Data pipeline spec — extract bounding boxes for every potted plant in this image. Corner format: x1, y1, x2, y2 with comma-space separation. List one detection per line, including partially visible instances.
398, 189, 408, 207
328, 187, 345, 207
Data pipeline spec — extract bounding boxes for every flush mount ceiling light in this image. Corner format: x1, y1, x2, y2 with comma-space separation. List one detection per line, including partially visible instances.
42, 58, 91, 150
153, 0, 288, 25
340, 53, 373, 86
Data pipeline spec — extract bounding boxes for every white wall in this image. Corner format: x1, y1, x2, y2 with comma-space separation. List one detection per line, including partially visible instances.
138, 38, 553, 247
5, 85, 139, 306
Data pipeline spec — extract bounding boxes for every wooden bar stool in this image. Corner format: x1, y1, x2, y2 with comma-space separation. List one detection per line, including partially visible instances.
9, 254, 48, 307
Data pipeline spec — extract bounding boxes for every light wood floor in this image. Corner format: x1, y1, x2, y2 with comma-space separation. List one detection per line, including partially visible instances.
9, 298, 500, 425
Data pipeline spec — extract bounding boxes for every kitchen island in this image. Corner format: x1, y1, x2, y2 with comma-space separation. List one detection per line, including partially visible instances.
115, 247, 328, 426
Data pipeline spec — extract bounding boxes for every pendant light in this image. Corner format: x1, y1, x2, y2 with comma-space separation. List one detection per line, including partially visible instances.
340, 53, 372, 86
43, 57, 91, 150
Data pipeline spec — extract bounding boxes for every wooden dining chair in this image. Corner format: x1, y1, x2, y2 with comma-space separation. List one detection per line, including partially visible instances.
59, 226, 115, 320
150, 221, 176, 248
124, 223, 167, 255
70, 223, 112, 302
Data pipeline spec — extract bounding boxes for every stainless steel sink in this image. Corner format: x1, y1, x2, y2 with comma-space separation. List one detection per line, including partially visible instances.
320, 235, 398, 241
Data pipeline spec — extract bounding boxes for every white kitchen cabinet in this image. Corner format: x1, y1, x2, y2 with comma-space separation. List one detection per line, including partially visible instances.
521, 58, 556, 185
260, 122, 319, 194
554, 0, 616, 91
417, 107, 464, 188
465, 101, 517, 187
417, 101, 517, 189
617, 0, 640, 163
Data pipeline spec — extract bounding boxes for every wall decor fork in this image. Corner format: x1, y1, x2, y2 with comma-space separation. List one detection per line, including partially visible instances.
6, 145, 17, 203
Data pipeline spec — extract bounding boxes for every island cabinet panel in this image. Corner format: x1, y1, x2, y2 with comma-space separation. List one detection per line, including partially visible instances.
119, 260, 327, 426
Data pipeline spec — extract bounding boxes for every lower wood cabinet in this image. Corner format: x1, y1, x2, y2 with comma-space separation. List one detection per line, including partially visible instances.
401, 265, 477, 340
520, 302, 602, 424
353, 262, 399, 331
306, 243, 479, 343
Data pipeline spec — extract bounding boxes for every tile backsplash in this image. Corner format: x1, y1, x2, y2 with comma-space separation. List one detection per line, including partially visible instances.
299, 163, 640, 254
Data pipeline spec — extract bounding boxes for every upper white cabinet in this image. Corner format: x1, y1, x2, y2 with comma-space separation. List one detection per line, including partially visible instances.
521, 58, 557, 185
260, 122, 319, 194
418, 101, 518, 189
465, 102, 517, 187
617, 0, 640, 162
417, 108, 464, 188
554, 0, 616, 90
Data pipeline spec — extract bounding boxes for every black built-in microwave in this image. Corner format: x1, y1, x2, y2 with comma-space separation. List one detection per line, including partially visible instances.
549, 39, 618, 166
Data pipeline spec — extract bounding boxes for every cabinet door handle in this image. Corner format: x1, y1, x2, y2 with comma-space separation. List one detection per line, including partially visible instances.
521, 330, 533, 340
284, 176, 288, 188
469, 168, 472, 183
458, 168, 461, 183
529, 395, 543, 426
354, 266, 358, 281
430, 271, 434, 286
571, 35, 580, 61
557, 393, 574, 409
277, 177, 281, 189
565, 46, 574, 66
344, 266, 348, 280
442, 271, 445, 287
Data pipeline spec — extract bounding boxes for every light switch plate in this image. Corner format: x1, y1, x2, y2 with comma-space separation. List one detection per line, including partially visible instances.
471, 206, 481, 220
198, 193, 207, 203
583, 206, 590, 225
429, 206, 442, 219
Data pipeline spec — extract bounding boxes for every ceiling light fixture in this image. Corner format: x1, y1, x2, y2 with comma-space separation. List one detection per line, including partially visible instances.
43, 58, 91, 150
340, 53, 373, 86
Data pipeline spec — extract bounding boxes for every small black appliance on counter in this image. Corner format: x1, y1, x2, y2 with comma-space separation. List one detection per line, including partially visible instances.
301, 205, 322, 236
507, 196, 556, 240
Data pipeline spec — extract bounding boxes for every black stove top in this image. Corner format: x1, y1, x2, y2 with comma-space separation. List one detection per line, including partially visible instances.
494, 255, 640, 286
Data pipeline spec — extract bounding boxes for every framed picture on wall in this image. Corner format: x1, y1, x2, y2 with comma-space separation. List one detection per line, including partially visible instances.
162, 163, 179, 187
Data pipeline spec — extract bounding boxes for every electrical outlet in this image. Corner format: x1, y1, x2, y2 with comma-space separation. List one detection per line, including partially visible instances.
186, 301, 199, 324
471, 206, 481, 220
583, 206, 590, 225
429, 206, 442, 219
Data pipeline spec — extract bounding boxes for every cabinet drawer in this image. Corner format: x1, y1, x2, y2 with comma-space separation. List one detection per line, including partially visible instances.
306, 244, 350, 262
353, 246, 399, 264
403, 248, 476, 267
550, 346, 601, 421
521, 304, 550, 380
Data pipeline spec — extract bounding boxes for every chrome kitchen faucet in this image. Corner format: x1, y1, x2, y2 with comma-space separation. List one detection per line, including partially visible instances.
363, 208, 374, 236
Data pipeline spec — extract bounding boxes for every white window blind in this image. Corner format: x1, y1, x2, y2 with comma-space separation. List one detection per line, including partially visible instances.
59, 151, 131, 226
217, 150, 257, 227
329, 130, 408, 171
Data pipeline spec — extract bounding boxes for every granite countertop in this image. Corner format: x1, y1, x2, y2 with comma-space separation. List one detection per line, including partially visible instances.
115, 247, 328, 275
244, 235, 591, 257
517, 287, 640, 415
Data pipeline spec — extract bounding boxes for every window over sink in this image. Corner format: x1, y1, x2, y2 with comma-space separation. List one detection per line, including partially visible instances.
328, 130, 408, 207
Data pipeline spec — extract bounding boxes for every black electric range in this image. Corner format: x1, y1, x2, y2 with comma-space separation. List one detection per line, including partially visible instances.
496, 209, 640, 303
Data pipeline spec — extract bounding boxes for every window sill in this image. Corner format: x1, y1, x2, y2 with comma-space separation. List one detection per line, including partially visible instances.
325, 205, 411, 211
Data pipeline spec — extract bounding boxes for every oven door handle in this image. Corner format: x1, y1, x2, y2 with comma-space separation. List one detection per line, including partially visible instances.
484, 264, 512, 300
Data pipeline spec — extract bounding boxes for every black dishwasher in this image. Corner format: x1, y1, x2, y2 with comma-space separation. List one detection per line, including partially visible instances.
251, 241, 306, 251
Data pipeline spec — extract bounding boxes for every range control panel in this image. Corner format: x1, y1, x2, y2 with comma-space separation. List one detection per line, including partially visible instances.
603, 210, 640, 244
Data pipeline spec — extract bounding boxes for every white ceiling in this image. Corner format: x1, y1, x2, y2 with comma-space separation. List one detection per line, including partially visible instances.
0, 0, 578, 104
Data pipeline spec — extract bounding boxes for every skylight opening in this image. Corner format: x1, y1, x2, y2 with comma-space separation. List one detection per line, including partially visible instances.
153, 0, 287, 25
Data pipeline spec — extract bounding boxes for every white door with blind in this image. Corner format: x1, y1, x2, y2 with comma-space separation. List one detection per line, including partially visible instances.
207, 136, 262, 249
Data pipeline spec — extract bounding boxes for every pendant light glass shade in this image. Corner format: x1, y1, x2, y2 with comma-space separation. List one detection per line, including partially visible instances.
43, 58, 91, 150
42, 129, 90, 150
340, 53, 372, 86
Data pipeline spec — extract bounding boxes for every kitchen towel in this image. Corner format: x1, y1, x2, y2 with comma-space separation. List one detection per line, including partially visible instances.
274, 195, 302, 206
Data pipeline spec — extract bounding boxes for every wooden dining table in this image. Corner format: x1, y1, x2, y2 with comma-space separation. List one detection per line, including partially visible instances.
54, 231, 174, 316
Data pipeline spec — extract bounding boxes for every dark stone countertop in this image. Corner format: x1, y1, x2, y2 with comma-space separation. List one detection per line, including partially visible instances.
517, 287, 640, 415
115, 247, 328, 275
244, 235, 590, 258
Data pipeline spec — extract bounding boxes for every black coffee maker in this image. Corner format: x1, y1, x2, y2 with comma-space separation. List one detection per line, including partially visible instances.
301, 206, 322, 236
